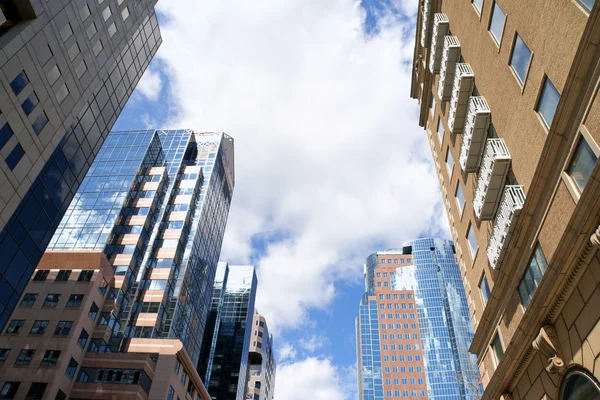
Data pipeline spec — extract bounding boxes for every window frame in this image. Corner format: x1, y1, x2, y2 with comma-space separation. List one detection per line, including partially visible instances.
479, 273, 491, 306
535, 75, 561, 129
518, 243, 549, 308
445, 146, 454, 177
490, 331, 504, 368
562, 126, 600, 201
466, 222, 479, 261
487, 1, 507, 48
508, 32, 533, 89
455, 181, 465, 218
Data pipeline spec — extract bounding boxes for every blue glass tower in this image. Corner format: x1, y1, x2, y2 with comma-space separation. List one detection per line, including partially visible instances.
47, 129, 235, 366
356, 291, 384, 400
395, 238, 482, 400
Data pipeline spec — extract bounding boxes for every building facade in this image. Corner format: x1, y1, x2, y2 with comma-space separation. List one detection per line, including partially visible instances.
246, 311, 276, 400
199, 263, 257, 400
0, 0, 162, 330
0, 251, 211, 399
411, 0, 600, 398
357, 239, 480, 400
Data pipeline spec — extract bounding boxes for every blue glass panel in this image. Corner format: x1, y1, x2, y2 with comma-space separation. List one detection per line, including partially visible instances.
489, 3, 506, 44
21, 92, 39, 116
537, 77, 560, 127
5, 143, 24, 170
32, 112, 49, 135
0, 123, 14, 150
509, 34, 532, 84
10, 71, 29, 95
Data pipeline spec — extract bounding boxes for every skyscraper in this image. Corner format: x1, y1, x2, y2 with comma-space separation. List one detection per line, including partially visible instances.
246, 311, 276, 400
199, 262, 257, 400
410, 0, 600, 397
356, 239, 481, 400
0, 0, 162, 330
0, 129, 234, 398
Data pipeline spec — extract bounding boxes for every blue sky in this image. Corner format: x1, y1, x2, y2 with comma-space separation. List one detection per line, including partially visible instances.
113, 0, 448, 398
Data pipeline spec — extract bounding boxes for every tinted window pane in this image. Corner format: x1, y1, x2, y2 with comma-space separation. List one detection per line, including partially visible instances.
480, 274, 491, 305
467, 223, 478, 258
518, 244, 548, 307
567, 136, 598, 192
489, 3, 506, 44
578, 0, 595, 11
0, 123, 14, 151
537, 77, 560, 127
5, 144, 25, 171
10, 71, 29, 95
21, 92, 39, 116
509, 34, 532, 84
473, 0, 483, 12
456, 183, 465, 213
46, 65, 61, 86
492, 334, 504, 363
32, 113, 48, 135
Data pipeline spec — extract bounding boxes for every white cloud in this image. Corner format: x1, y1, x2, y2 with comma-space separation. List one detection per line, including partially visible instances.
275, 358, 355, 400
155, 0, 445, 332
299, 334, 329, 353
277, 342, 297, 362
136, 68, 163, 102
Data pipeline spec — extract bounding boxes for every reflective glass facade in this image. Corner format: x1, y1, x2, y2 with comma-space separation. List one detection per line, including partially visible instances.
46, 129, 234, 367
356, 291, 384, 400
396, 239, 482, 400
0, 0, 161, 331
200, 263, 257, 400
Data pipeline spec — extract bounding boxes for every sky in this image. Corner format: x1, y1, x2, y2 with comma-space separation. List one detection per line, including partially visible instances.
113, 0, 450, 398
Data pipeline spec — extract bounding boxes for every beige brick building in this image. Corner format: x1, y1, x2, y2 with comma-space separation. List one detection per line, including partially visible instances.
411, 0, 600, 398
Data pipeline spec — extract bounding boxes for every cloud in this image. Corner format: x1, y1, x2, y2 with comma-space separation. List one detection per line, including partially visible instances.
277, 342, 297, 362
299, 334, 329, 353
275, 358, 355, 400
136, 68, 163, 102
154, 0, 445, 332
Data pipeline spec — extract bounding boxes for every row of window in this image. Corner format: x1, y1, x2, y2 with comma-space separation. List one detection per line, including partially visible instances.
3, 320, 72, 336
380, 314, 416, 320
385, 390, 426, 398
378, 294, 413, 300
380, 259, 409, 264
0, 381, 53, 400
385, 377, 424, 385
31, 269, 94, 282
382, 343, 420, 351
379, 302, 414, 309
383, 366, 420, 373
384, 354, 422, 362
381, 334, 420, 342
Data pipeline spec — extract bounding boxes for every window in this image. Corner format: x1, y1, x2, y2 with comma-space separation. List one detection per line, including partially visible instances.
66, 357, 78, 379
0, 123, 14, 151
56, 390, 67, 400
491, 332, 504, 366
25, 383, 46, 400
68, 42, 80, 61
80, 4, 91, 20
6, 320, 24, 334
46, 64, 61, 86
55, 321, 73, 336
33, 270, 48, 281
560, 369, 600, 400
576, 0, 595, 12
32, 112, 48, 135
78, 270, 94, 282
122, 6, 130, 20
446, 147, 454, 175
55, 84, 69, 104
20, 293, 37, 307
67, 294, 84, 307
41, 350, 60, 366
0, 382, 20, 399
43, 294, 61, 307
480, 273, 491, 306
93, 40, 103, 56
87, 22, 97, 39
108, 22, 117, 37
472, 0, 483, 12
30, 320, 49, 335
181, 370, 188, 386
488, 2, 506, 45
5, 143, 25, 171
536, 76, 560, 127
21, 92, 39, 116
467, 222, 478, 259
102, 6, 112, 21
518, 244, 548, 307
59, 23, 73, 42
10, 71, 29, 95
78, 329, 89, 348
76, 60, 88, 78
167, 386, 175, 400
56, 270, 71, 281
509, 34, 532, 84
567, 135, 598, 193
437, 117, 444, 144
0, 349, 9, 364
15, 349, 35, 365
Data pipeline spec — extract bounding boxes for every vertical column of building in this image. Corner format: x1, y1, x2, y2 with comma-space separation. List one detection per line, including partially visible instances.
246, 311, 276, 400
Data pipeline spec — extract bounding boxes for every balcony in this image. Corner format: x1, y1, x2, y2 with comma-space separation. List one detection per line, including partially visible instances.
473, 139, 511, 220
437, 36, 461, 101
487, 185, 526, 269
420, 0, 431, 48
459, 97, 491, 172
447, 63, 474, 134
429, 14, 449, 74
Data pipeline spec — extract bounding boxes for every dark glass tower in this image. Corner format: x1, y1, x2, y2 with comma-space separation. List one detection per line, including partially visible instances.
0, 0, 162, 330
47, 129, 235, 366
200, 262, 257, 400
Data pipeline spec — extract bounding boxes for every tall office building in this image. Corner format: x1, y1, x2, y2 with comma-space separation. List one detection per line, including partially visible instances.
0, 0, 162, 331
0, 129, 234, 398
199, 262, 257, 400
410, 0, 600, 398
356, 238, 481, 400
246, 311, 276, 400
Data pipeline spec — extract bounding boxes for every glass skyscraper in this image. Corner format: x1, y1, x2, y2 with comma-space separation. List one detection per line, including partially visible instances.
0, 0, 161, 330
356, 238, 481, 400
199, 262, 257, 400
47, 129, 235, 366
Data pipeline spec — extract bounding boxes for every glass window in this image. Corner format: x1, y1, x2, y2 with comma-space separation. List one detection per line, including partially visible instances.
87, 22, 97, 39
78, 270, 94, 282
30, 320, 49, 335
15, 349, 35, 365
5, 143, 25, 171
446, 147, 454, 175
480, 273, 491, 306
518, 244, 548, 307
567, 135, 598, 193
66, 358, 79, 379
67, 294, 84, 307
76, 60, 88, 78
509, 34, 532, 84
473, 0, 483, 12
488, 2, 506, 44
0, 349, 9, 364
78, 329, 89, 348
467, 222, 478, 259
47, 64, 61, 85
25, 382, 46, 400
21, 92, 39, 116
0, 123, 14, 151
108, 22, 117, 37
0, 382, 20, 398
56, 270, 71, 281
6, 320, 24, 334
102, 6, 112, 21
537, 77, 560, 127
68, 42, 80, 61
89, 302, 99, 320
40, 350, 60, 366
122, 7, 129, 20
93, 40, 103, 56
80, 4, 91, 20
456, 182, 465, 214
437, 117, 444, 144
43, 294, 60, 307
560, 370, 600, 400
10, 71, 29, 95
32, 112, 49, 135
55, 84, 69, 104
576, 0, 595, 12
430, 92, 435, 115
491, 332, 504, 365
33, 270, 48, 281
55, 321, 73, 336
20, 293, 37, 307
59, 23, 73, 42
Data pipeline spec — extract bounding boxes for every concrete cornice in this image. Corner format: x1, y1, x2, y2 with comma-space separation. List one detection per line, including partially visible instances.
469, 2, 600, 361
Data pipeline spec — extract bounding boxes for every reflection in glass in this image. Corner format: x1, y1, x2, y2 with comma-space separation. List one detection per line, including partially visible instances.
489, 3, 506, 44
509, 34, 532, 84
567, 136, 598, 193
